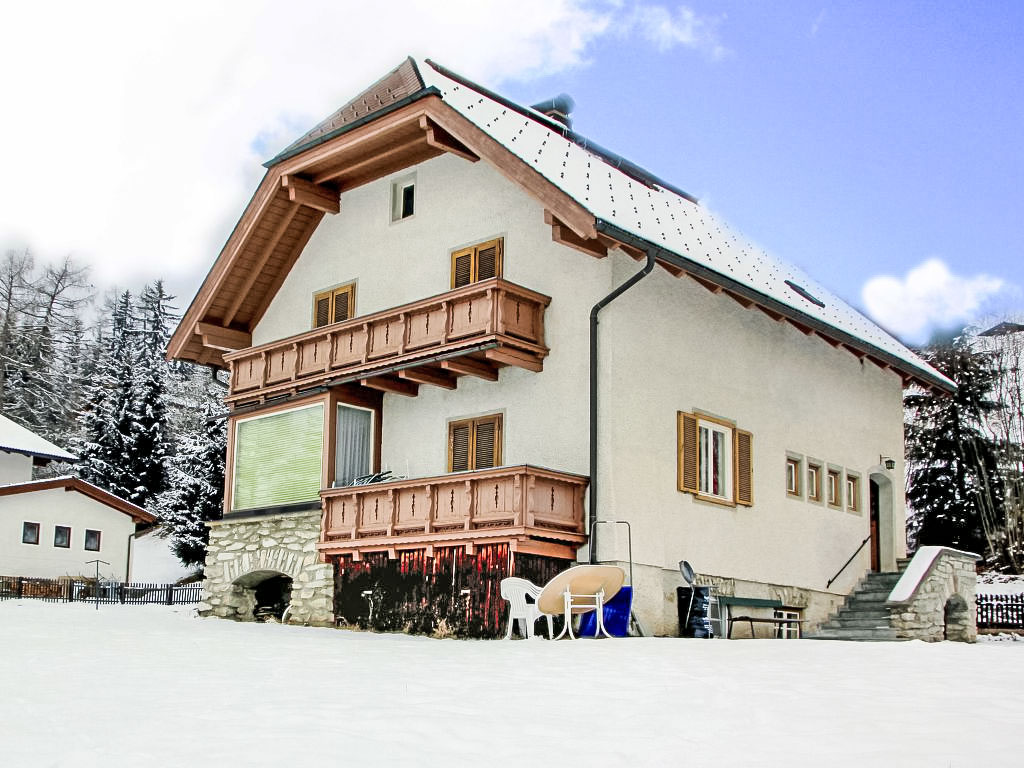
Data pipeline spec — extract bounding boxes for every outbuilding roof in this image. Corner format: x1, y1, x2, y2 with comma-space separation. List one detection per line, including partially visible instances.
0, 413, 77, 463
0, 476, 155, 524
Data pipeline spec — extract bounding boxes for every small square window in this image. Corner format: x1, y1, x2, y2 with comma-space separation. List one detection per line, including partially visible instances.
54, 525, 71, 548
22, 522, 40, 545
846, 474, 860, 513
84, 529, 101, 552
807, 462, 822, 502
391, 176, 415, 222
827, 469, 842, 508
774, 608, 802, 639
785, 457, 801, 497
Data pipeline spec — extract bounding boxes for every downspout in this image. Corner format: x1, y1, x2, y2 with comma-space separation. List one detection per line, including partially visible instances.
589, 223, 656, 564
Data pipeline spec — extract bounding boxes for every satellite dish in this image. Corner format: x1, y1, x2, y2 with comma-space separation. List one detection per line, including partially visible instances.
679, 560, 695, 586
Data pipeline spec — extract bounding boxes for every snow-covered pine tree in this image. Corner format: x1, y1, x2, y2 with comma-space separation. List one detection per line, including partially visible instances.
905, 332, 1003, 557
157, 408, 226, 567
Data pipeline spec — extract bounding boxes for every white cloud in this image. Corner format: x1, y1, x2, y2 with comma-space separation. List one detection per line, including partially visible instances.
0, 0, 725, 303
626, 4, 728, 59
861, 258, 1008, 344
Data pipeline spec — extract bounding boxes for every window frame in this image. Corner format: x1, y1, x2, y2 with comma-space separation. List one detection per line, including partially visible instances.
697, 416, 734, 503
677, 411, 753, 507
312, 281, 357, 329
845, 472, 861, 514
826, 467, 843, 509
84, 529, 102, 552
785, 455, 802, 498
334, 402, 376, 487
390, 174, 416, 222
53, 525, 71, 549
447, 413, 503, 473
450, 237, 504, 288
22, 521, 40, 545
774, 608, 802, 639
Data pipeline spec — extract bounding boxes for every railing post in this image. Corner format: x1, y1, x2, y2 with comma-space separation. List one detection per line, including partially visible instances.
119, 583, 126, 604
166, 584, 174, 605
16, 577, 23, 599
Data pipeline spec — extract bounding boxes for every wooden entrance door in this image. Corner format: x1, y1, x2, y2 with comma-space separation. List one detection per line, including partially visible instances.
869, 479, 881, 572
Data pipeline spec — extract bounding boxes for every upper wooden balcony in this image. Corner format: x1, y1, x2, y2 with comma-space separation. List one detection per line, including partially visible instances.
223, 278, 550, 406
319, 464, 588, 561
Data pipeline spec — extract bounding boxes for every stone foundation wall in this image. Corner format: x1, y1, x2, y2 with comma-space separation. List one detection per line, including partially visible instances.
888, 547, 978, 642
198, 510, 334, 627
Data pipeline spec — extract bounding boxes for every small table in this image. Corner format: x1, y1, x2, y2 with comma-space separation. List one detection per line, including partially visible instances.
727, 615, 805, 639
537, 565, 626, 639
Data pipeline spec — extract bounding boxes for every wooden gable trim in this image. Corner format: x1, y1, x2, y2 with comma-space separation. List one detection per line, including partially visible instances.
544, 210, 607, 258
0, 477, 156, 524
281, 175, 340, 214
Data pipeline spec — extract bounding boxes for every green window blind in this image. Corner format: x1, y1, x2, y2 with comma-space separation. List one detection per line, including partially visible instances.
233, 404, 324, 511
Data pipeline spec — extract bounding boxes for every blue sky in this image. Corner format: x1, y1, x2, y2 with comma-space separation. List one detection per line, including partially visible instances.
1, 1, 1020, 344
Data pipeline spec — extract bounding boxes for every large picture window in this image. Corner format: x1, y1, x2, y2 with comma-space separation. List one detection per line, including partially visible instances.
233, 403, 324, 511
677, 411, 753, 506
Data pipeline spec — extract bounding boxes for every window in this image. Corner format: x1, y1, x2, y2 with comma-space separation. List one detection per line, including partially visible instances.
84, 529, 101, 552
233, 403, 324, 511
846, 473, 861, 513
22, 522, 40, 545
807, 462, 822, 503
335, 404, 374, 487
774, 608, 802, 639
451, 237, 503, 288
448, 414, 502, 472
827, 468, 842, 508
785, 456, 801, 497
313, 282, 356, 329
677, 411, 753, 506
391, 176, 415, 221
54, 526, 71, 548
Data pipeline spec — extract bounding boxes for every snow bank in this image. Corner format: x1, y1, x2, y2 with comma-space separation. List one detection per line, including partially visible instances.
1, 601, 1022, 767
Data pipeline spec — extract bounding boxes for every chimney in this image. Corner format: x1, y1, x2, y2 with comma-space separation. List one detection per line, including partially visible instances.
531, 93, 575, 129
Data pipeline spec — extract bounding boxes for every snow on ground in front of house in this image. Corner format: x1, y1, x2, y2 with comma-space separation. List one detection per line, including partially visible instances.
1, 602, 1022, 767
978, 572, 1024, 594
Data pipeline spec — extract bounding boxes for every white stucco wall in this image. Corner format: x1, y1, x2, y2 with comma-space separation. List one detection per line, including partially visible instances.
0, 488, 137, 580
0, 452, 34, 485
251, 151, 909, 634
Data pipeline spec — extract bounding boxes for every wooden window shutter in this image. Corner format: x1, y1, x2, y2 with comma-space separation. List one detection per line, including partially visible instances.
677, 412, 699, 493
333, 286, 352, 323
449, 421, 471, 472
735, 429, 753, 506
475, 238, 502, 282
473, 415, 501, 470
313, 292, 331, 329
451, 247, 475, 288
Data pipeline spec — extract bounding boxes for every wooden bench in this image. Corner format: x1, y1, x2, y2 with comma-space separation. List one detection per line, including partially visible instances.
727, 615, 805, 639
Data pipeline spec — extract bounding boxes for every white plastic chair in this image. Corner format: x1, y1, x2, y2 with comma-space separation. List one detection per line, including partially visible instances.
499, 577, 553, 639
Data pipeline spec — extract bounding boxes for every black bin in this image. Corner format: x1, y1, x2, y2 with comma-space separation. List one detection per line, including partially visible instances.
677, 586, 714, 638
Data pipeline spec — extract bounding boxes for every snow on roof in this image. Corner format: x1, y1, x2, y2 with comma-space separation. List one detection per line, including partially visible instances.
417, 59, 952, 390
0, 413, 76, 462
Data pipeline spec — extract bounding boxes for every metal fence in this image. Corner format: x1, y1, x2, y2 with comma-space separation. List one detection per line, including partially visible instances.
976, 593, 1024, 630
0, 575, 202, 605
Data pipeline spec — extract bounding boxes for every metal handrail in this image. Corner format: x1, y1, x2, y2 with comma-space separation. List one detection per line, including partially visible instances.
826, 534, 872, 589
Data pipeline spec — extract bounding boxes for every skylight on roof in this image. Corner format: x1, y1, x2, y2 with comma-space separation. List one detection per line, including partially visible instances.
784, 280, 826, 308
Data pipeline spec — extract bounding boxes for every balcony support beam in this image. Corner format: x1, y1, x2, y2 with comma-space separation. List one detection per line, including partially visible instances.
440, 357, 499, 381
359, 376, 419, 397
397, 366, 457, 390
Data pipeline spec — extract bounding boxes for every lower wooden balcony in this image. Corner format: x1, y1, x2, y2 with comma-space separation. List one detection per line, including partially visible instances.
318, 465, 588, 561
224, 278, 550, 406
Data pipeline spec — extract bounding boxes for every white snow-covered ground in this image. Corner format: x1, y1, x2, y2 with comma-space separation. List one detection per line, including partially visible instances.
977, 572, 1024, 595
1, 601, 1021, 767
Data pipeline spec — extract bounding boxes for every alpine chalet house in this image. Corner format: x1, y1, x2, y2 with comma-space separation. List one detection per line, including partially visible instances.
168, 58, 952, 635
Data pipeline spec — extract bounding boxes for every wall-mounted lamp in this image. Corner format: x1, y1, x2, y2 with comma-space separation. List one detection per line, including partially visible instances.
879, 455, 896, 471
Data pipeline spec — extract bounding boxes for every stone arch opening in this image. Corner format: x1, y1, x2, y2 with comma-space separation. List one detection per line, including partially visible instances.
944, 593, 971, 642
233, 569, 294, 622
868, 471, 896, 572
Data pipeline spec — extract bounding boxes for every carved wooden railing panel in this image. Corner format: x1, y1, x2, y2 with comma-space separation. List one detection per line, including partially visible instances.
224, 279, 550, 403
320, 465, 587, 557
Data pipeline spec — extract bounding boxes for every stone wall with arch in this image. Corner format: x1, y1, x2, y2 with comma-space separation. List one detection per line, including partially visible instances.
198, 510, 334, 627
887, 546, 978, 642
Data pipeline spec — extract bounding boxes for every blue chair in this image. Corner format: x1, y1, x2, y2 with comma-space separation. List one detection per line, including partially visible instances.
577, 586, 633, 637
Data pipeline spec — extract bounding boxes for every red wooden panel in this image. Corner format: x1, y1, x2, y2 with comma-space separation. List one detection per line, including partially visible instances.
448, 295, 489, 340
405, 306, 446, 350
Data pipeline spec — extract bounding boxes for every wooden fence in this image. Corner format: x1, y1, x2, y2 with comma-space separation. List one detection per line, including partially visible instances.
976, 593, 1024, 629
0, 575, 202, 605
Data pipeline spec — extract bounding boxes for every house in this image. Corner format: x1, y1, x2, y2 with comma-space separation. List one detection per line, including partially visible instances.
167, 58, 952, 635
0, 414, 155, 581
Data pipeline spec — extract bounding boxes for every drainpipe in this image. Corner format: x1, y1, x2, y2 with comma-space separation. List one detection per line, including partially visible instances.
589, 223, 656, 564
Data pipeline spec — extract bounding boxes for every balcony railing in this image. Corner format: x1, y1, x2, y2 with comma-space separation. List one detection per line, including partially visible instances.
224, 278, 550, 405
319, 465, 588, 561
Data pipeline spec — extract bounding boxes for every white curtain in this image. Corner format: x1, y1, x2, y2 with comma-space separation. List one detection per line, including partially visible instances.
336, 405, 372, 486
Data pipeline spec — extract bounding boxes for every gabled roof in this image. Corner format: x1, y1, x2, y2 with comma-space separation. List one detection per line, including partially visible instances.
980, 321, 1024, 337
0, 413, 77, 463
168, 57, 952, 391
0, 476, 156, 524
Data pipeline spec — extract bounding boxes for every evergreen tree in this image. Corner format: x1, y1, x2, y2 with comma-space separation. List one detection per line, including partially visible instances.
157, 409, 226, 567
905, 333, 1003, 555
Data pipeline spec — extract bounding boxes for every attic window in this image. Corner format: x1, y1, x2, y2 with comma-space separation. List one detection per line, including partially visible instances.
784, 280, 825, 308
391, 175, 415, 222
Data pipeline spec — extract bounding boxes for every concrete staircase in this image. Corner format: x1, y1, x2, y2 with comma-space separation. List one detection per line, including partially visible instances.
808, 558, 912, 641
